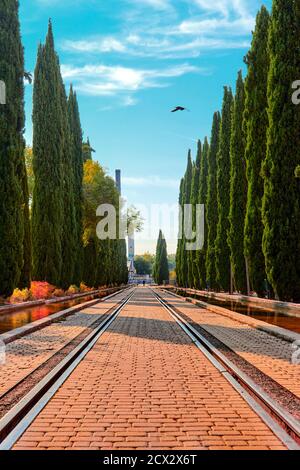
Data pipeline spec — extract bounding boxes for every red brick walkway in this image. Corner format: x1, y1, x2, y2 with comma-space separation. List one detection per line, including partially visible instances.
0, 289, 131, 396
14, 288, 284, 450
158, 290, 300, 399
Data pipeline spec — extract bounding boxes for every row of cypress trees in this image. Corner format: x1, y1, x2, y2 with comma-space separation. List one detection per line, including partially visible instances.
0, 4, 128, 297
153, 230, 169, 285
176, 1, 300, 302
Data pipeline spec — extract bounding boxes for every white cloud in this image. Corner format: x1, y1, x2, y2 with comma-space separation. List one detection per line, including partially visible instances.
62, 38, 126, 53
61, 0, 257, 59
128, 0, 171, 10
61, 63, 201, 96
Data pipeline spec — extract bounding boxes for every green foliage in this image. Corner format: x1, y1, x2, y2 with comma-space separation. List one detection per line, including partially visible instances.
153, 231, 169, 285
0, 0, 28, 296
68, 86, 84, 285
134, 254, 154, 275
244, 6, 270, 296
18, 153, 31, 289
262, 0, 300, 301
82, 159, 127, 287
228, 71, 248, 294
179, 152, 193, 287
31, 22, 64, 286
206, 113, 221, 290
215, 87, 233, 291
175, 178, 184, 286
25, 147, 34, 201
197, 137, 209, 289
189, 141, 202, 288
60, 74, 77, 289
82, 138, 94, 162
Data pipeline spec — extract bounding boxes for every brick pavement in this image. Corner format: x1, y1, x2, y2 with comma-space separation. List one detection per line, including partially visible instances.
14, 288, 285, 450
0, 290, 131, 397
158, 290, 300, 399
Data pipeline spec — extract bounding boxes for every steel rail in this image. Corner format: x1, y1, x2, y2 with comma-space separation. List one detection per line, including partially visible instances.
0, 286, 131, 404
0, 288, 136, 450
152, 288, 300, 451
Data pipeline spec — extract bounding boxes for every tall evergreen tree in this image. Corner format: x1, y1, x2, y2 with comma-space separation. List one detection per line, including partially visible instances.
176, 178, 184, 286
215, 87, 233, 292
68, 86, 84, 285
0, 0, 28, 296
31, 22, 64, 286
154, 230, 169, 285
228, 71, 248, 294
189, 141, 201, 288
244, 6, 270, 296
18, 156, 31, 289
206, 112, 221, 290
82, 138, 94, 162
197, 136, 209, 289
262, 0, 300, 301
180, 152, 193, 287
60, 76, 77, 289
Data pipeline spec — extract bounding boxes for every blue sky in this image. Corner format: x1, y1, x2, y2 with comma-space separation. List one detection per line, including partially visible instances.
21, 0, 272, 254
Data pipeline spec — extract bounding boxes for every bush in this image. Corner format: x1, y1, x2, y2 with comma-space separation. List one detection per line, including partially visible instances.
80, 282, 93, 293
66, 285, 80, 295
31, 282, 55, 300
10, 288, 32, 303
52, 289, 65, 298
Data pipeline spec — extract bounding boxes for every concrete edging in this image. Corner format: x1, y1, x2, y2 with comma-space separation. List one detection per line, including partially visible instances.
169, 287, 300, 318
163, 288, 300, 344
0, 290, 100, 316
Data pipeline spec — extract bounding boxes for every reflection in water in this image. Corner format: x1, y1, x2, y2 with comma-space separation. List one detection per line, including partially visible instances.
178, 292, 300, 334
0, 295, 96, 334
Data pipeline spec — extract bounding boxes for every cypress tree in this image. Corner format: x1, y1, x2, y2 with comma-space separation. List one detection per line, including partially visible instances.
206, 112, 221, 290
82, 138, 94, 162
189, 141, 201, 288
18, 156, 31, 289
60, 76, 77, 289
228, 71, 248, 294
32, 22, 64, 286
197, 136, 209, 289
68, 86, 84, 285
215, 87, 233, 292
244, 6, 270, 296
262, 0, 300, 301
176, 178, 184, 286
154, 230, 169, 285
0, 0, 27, 296
180, 152, 193, 287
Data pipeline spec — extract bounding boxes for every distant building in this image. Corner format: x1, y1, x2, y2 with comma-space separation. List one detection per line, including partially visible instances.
115, 169, 121, 195
128, 236, 135, 263
115, 169, 136, 281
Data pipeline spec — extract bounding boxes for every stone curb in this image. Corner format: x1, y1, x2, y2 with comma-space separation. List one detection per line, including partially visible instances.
0, 290, 100, 315
168, 287, 300, 318
163, 288, 300, 344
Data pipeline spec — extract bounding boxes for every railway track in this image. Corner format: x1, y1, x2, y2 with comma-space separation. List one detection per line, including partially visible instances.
0, 288, 135, 450
0, 286, 298, 451
0, 287, 132, 413
152, 289, 300, 450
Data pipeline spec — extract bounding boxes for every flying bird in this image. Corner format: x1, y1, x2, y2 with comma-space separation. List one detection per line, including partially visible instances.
24, 71, 33, 84
171, 106, 190, 113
